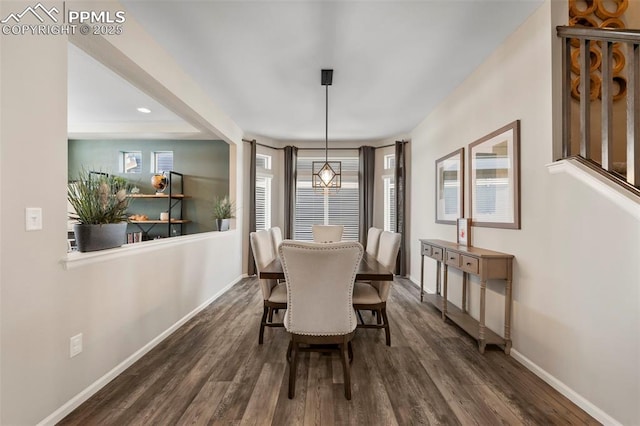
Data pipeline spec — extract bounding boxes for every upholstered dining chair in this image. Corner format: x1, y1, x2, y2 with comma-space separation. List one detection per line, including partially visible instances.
269, 226, 283, 259
312, 224, 344, 243
250, 230, 287, 344
365, 227, 383, 257
352, 231, 401, 346
279, 240, 363, 400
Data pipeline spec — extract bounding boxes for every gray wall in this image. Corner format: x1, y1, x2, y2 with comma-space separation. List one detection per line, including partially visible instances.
69, 139, 230, 237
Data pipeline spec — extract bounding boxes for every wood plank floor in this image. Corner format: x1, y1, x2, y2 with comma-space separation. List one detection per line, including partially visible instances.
59, 277, 599, 425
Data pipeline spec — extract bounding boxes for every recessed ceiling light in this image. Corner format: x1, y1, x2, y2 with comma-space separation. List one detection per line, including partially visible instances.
137, 107, 151, 114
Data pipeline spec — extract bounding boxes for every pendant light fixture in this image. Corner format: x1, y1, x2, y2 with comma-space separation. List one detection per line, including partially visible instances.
312, 69, 341, 192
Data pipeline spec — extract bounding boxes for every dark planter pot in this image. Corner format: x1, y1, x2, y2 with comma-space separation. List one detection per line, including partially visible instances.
216, 218, 230, 231
73, 223, 127, 252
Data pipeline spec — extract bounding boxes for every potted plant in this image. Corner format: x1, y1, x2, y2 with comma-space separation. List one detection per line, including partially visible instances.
213, 195, 234, 231
68, 170, 132, 252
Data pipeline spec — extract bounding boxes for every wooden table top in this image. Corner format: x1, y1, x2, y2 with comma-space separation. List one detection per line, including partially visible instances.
260, 252, 393, 281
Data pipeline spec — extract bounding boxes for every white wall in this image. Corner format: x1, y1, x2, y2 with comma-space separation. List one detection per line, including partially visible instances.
0, 4, 245, 425
409, 2, 639, 424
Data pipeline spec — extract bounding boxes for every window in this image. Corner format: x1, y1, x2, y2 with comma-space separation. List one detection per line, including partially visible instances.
256, 154, 271, 170
384, 154, 395, 170
383, 154, 396, 232
294, 153, 359, 241
256, 176, 272, 231
152, 151, 173, 173
383, 176, 396, 232
255, 153, 272, 231
121, 151, 141, 173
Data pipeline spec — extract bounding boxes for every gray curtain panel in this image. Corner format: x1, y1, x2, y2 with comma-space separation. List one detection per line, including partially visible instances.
248, 140, 257, 276
358, 146, 375, 245
283, 145, 298, 239
395, 140, 407, 276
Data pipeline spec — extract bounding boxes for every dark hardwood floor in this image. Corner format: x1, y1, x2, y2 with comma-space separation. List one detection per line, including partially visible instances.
59, 277, 599, 425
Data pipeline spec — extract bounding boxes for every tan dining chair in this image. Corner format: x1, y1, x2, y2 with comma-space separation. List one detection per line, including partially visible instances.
352, 231, 401, 346
312, 224, 344, 243
250, 230, 287, 344
279, 240, 363, 400
269, 226, 283, 258
365, 226, 383, 257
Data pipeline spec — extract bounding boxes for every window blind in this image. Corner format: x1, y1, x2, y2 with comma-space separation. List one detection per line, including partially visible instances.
256, 176, 271, 230
294, 153, 359, 241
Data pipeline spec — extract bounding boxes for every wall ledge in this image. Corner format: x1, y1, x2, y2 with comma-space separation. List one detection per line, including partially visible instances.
61, 230, 237, 270
547, 159, 640, 220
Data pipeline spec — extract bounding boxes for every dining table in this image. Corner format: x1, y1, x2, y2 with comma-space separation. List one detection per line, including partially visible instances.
259, 252, 393, 281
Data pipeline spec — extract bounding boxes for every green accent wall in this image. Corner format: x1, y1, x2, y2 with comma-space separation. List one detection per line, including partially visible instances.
68, 139, 230, 237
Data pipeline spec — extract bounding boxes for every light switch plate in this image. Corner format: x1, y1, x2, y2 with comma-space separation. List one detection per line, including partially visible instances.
70, 333, 83, 358
25, 207, 42, 231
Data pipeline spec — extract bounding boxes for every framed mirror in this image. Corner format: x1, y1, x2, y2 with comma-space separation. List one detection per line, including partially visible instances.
469, 120, 520, 229
435, 148, 464, 224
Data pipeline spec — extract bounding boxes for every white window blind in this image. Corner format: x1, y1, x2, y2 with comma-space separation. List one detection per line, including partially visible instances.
153, 151, 173, 173
384, 176, 396, 232
256, 176, 271, 231
294, 153, 359, 241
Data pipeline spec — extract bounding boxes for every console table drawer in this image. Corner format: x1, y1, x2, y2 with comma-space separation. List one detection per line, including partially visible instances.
461, 255, 479, 274
445, 251, 460, 267
429, 246, 443, 261
421, 244, 432, 256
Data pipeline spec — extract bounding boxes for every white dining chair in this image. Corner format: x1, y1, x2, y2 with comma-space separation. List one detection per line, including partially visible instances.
352, 231, 401, 346
365, 226, 383, 257
269, 226, 283, 258
250, 229, 287, 344
312, 224, 344, 243
279, 240, 363, 400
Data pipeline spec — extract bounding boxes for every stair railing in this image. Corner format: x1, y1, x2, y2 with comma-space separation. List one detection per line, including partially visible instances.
557, 25, 640, 194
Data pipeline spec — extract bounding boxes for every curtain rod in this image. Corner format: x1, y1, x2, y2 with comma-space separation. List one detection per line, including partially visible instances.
242, 139, 409, 151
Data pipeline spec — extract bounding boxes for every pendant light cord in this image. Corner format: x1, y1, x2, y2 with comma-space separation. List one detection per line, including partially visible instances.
325, 83, 329, 164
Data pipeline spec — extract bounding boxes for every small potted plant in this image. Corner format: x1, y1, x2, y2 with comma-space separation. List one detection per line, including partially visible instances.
68, 170, 132, 252
213, 195, 234, 231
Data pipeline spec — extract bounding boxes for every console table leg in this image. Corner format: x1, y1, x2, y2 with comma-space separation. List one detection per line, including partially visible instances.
436, 262, 441, 295
479, 279, 487, 352
504, 261, 513, 355
420, 254, 424, 302
462, 272, 468, 313
442, 264, 448, 321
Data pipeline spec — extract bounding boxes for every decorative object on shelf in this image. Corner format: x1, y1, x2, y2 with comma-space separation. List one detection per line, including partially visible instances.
312, 69, 341, 192
67, 169, 131, 252
213, 195, 234, 232
456, 218, 471, 246
435, 148, 464, 224
469, 120, 521, 229
151, 172, 168, 193
128, 171, 189, 238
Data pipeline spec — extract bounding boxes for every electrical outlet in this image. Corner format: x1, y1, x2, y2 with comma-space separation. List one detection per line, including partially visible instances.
70, 333, 83, 358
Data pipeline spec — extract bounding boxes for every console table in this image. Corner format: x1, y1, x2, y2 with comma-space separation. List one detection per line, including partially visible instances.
419, 239, 514, 354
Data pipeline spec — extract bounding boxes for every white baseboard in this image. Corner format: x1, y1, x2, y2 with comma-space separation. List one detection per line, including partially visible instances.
405, 276, 620, 425
37, 275, 244, 426
510, 350, 621, 426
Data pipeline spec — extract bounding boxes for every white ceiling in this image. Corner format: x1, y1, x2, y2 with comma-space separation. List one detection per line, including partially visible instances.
68, 0, 544, 142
